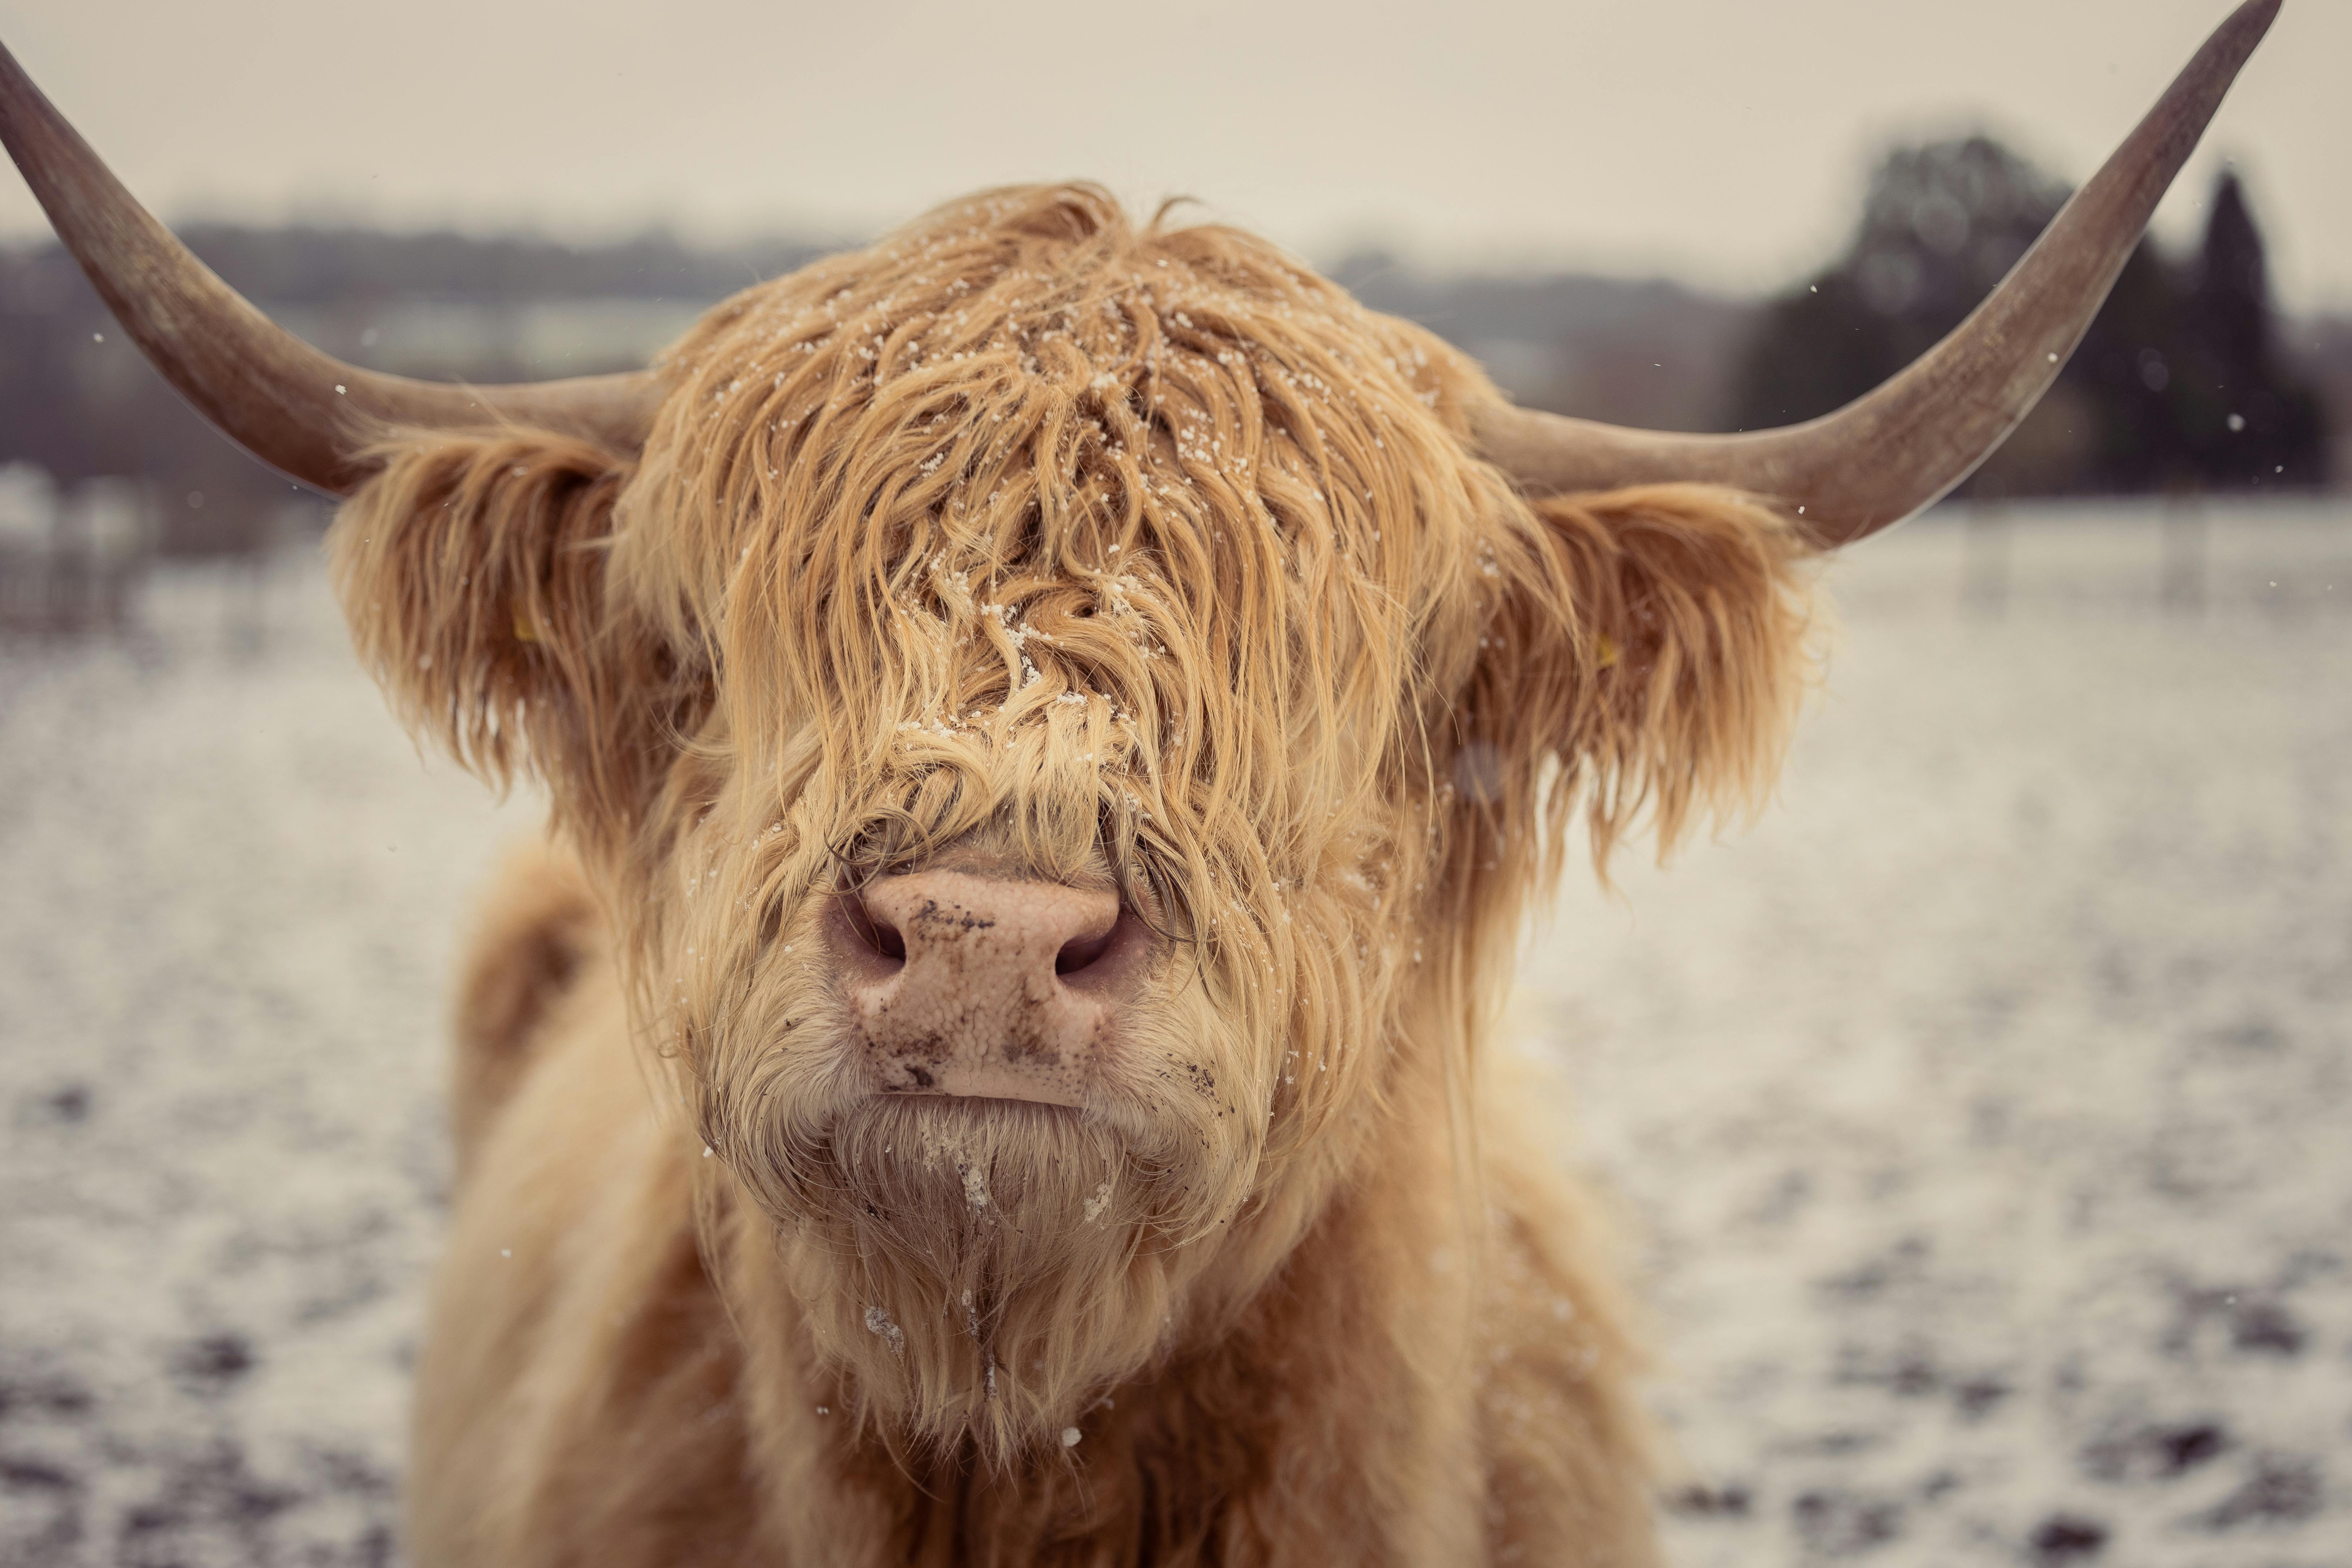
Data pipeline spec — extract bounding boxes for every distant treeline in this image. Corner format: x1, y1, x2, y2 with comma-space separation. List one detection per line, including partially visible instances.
0, 140, 2342, 554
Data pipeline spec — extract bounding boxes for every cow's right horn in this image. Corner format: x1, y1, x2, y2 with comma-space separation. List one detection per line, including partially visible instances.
0, 39, 658, 498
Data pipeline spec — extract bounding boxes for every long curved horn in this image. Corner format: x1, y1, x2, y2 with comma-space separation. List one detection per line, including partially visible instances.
0, 39, 657, 497
1472, 0, 2282, 546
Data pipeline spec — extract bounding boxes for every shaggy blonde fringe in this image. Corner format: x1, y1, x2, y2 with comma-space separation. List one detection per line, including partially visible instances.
327, 183, 1818, 1482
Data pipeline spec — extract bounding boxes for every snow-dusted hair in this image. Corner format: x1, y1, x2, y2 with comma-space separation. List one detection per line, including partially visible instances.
330, 182, 1813, 1466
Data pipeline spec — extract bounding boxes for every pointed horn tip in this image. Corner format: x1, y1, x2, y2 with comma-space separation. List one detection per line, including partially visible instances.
2202, 0, 2283, 73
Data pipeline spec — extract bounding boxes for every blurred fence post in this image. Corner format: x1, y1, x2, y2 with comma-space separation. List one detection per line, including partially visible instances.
2160, 494, 2207, 616
223, 551, 269, 658
1963, 503, 2010, 618
0, 468, 156, 639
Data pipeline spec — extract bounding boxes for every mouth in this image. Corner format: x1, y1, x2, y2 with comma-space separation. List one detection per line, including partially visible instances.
901, 1092, 1085, 1117
871, 1056, 1092, 1109
862, 1095, 1087, 1138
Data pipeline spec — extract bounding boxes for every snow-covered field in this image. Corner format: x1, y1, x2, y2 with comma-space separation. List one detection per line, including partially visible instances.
3, 504, 2347, 1565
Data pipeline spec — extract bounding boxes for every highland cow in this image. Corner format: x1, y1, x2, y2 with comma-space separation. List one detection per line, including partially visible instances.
0, 4, 2279, 1563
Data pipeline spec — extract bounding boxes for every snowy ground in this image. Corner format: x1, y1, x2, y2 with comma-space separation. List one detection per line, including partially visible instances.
2, 504, 2348, 1566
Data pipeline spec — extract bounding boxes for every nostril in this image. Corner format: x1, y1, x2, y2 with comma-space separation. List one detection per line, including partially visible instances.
842, 893, 906, 965
1053, 923, 1116, 976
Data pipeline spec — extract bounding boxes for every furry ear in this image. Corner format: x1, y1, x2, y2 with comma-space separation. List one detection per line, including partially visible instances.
1468, 484, 1819, 871
329, 432, 696, 857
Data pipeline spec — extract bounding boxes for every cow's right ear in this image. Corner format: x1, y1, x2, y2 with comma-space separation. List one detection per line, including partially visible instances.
329, 432, 690, 848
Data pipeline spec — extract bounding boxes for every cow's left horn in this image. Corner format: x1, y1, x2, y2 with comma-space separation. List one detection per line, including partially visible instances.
1471, 0, 2281, 546
0, 38, 657, 497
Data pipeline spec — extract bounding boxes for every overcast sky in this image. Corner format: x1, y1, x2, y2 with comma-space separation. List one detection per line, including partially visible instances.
1, 0, 2341, 313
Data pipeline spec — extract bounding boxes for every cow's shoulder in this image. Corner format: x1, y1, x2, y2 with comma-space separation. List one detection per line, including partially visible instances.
1471, 1091, 1666, 1565
449, 835, 612, 1179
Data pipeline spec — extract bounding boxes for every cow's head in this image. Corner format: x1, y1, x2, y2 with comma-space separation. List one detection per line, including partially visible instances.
324, 185, 1827, 1461
0, 0, 2277, 1467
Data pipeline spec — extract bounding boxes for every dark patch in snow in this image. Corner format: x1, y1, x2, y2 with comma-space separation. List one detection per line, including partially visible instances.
0, 1463, 85, 1564
1791, 1489, 1904, 1555
1953, 1374, 2011, 1419
2163, 1284, 2309, 1359
169, 1334, 256, 1390
2227, 1299, 2307, 1356
2027, 1513, 2109, 1564
1663, 1481, 1752, 1518
2195, 1455, 2322, 1529
0, 1458, 80, 1490
1835, 1342, 1942, 1398
0, 1368, 94, 1422
2082, 1419, 2232, 1482
25, 1084, 91, 1125
117, 1439, 302, 1542
1815, 1236, 1931, 1301
2201, 1016, 2288, 1054
309, 1444, 397, 1500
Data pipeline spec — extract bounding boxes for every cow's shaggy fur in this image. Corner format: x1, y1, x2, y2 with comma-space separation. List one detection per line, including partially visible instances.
330, 184, 1815, 1565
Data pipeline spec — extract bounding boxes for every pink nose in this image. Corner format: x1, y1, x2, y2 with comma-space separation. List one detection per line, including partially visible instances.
834, 870, 1150, 1106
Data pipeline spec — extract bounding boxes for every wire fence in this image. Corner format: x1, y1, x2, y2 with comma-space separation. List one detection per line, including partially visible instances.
1819, 499, 2351, 623
2, 498, 2346, 668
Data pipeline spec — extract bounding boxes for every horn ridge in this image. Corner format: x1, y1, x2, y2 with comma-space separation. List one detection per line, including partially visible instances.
1471, 0, 2284, 546
0, 38, 655, 497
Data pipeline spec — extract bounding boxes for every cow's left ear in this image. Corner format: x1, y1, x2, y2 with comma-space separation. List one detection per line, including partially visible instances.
329, 432, 690, 852
1462, 483, 1819, 867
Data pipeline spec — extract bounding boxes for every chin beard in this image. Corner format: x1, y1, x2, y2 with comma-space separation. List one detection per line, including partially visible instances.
763, 1097, 1241, 1469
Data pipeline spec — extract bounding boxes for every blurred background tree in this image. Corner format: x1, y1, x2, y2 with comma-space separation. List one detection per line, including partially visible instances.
1727, 138, 2331, 497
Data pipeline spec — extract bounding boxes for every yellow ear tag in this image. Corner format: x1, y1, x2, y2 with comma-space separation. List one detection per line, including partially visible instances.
513, 606, 545, 645
1593, 631, 1620, 670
